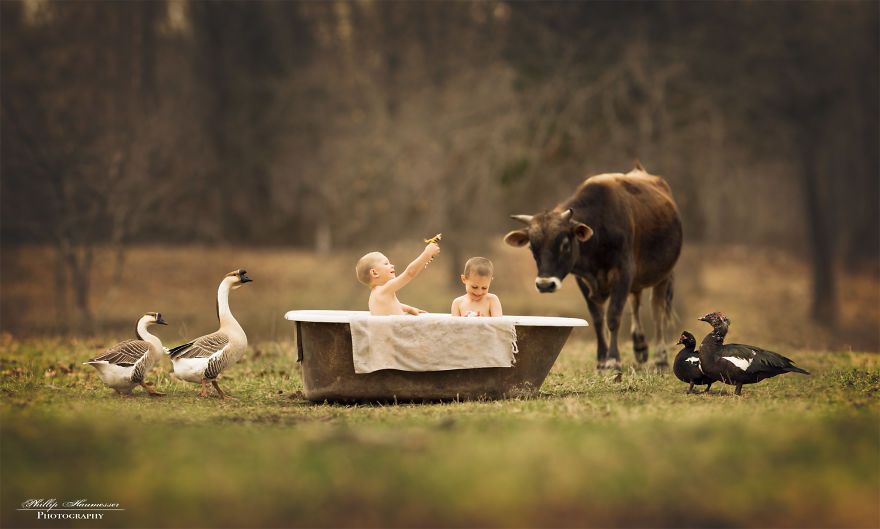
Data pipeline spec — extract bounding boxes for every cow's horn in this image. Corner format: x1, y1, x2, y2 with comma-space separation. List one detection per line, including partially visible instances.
560, 209, 573, 221
510, 214, 533, 225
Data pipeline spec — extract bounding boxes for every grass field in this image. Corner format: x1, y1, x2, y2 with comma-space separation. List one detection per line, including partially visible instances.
1, 335, 878, 528
1, 244, 879, 528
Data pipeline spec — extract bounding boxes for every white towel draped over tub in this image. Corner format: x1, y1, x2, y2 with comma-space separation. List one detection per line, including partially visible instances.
349, 313, 518, 374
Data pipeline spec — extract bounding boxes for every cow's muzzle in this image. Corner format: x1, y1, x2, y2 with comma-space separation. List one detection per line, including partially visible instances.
535, 277, 562, 293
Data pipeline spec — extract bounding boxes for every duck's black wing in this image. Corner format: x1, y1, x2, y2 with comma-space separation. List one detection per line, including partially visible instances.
723, 343, 810, 378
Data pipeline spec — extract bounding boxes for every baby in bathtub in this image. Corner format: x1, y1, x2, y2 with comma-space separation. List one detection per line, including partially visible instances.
356, 242, 440, 316
451, 257, 503, 317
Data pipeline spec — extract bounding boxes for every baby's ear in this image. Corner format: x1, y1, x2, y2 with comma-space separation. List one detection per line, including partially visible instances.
370, 268, 380, 278
460, 274, 467, 283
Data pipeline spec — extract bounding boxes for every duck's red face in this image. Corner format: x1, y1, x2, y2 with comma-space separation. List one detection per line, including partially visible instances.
699, 312, 727, 326
677, 333, 688, 344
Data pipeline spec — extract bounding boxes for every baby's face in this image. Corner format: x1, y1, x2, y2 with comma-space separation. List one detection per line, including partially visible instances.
462, 274, 492, 301
371, 254, 396, 284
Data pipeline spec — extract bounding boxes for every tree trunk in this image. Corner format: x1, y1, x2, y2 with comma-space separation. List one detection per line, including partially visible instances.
59, 241, 95, 333
53, 247, 69, 334
801, 140, 837, 328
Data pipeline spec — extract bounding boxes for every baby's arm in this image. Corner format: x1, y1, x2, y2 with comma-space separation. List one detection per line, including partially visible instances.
451, 296, 463, 316
379, 243, 440, 294
488, 294, 503, 317
401, 303, 425, 316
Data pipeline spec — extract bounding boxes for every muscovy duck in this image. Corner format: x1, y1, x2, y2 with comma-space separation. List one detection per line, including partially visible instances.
672, 331, 715, 393
697, 312, 809, 396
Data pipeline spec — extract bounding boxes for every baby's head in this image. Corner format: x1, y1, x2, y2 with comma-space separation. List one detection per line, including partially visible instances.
356, 251, 393, 287
461, 257, 494, 300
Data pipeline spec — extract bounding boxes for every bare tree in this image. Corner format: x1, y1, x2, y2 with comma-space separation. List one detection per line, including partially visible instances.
2, 1, 196, 330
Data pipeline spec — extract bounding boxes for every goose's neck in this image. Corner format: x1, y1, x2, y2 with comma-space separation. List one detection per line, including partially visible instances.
217, 281, 243, 333
136, 320, 164, 359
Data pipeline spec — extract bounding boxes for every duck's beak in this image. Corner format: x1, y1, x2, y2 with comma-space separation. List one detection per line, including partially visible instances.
240, 271, 253, 283
157, 316, 168, 325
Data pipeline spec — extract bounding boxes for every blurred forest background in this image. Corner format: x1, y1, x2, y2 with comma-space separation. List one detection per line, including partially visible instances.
1, 0, 878, 348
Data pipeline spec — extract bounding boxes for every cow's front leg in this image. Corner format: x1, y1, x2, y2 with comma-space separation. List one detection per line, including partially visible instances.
587, 298, 609, 369
604, 271, 633, 371
578, 278, 608, 369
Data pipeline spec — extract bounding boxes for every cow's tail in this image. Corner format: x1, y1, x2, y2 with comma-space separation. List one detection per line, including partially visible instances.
663, 272, 678, 326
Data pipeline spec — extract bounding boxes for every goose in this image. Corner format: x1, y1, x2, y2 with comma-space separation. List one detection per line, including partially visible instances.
166, 269, 252, 399
672, 330, 716, 394
84, 312, 168, 396
697, 312, 809, 396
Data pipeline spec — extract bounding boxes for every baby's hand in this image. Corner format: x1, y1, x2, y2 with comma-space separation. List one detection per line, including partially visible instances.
425, 242, 440, 257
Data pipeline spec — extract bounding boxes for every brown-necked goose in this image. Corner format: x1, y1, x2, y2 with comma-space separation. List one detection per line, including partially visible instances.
166, 269, 252, 399
84, 312, 168, 396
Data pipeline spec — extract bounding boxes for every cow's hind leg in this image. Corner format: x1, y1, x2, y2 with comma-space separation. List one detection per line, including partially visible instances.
650, 275, 674, 369
629, 291, 648, 364
578, 278, 609, 370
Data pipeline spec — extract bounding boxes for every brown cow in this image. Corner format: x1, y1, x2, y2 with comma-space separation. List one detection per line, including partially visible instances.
504, 162, 682, 370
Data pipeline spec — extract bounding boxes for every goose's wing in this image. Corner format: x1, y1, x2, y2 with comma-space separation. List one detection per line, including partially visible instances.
167, 332, 229, 359
88, 340, 149, 366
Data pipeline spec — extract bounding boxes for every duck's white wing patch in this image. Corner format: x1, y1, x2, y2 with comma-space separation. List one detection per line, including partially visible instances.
685, 356, 700, 364
722, 355, 753, 371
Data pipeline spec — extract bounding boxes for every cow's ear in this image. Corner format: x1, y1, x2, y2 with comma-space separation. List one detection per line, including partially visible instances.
504, 230, 530, 248
573, 223, 593, 242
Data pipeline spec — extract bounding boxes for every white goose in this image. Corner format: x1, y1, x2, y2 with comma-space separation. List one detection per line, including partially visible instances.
166, 269, 252, 399
84, 312, 168, 396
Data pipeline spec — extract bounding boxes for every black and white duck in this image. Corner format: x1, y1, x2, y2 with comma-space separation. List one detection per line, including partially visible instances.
697, 312, 809, 396
166, 269, 252, 399
672, 331, 715, 394
83, 312, 168, 396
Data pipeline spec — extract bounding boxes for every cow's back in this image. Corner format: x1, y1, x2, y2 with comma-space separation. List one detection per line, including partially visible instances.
563, 168, 682, 289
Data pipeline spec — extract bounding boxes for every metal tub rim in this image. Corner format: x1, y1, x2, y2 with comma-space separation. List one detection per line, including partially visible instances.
285, 310, 587, 403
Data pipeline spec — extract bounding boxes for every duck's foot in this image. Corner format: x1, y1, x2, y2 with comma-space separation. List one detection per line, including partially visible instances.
686, 382, 695, 394
199, 378, 209, 397
734, 384, 743, 396
113, 389, 132, 398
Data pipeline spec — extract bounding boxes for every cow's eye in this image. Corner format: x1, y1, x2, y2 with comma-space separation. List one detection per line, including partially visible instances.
560, 238, 570, 253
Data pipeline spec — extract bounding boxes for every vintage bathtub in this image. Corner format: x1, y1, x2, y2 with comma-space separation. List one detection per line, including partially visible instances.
284, 310, 587, 402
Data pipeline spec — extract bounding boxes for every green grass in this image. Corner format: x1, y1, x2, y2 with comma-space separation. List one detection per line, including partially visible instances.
1, 335, 878, 528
